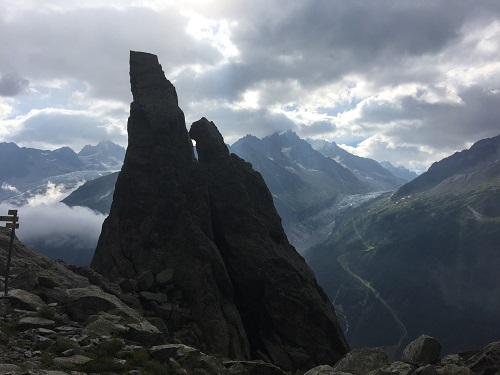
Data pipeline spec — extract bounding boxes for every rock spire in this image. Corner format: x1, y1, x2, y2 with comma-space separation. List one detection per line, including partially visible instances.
91, 51, 349, 370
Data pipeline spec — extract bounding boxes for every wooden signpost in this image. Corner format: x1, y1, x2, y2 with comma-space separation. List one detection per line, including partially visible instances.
2, 210, 19, 296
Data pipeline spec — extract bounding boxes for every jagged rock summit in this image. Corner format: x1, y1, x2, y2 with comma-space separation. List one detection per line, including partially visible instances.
90, 51, 349, 370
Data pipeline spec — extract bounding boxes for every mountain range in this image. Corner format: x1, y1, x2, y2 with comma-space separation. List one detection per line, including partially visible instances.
306, 138, 410, 191
0, 140, 125, 203
1, 49, 499, 366
62, 131, 414, 252
305, 133, 500, 357
0, 140, 125, 265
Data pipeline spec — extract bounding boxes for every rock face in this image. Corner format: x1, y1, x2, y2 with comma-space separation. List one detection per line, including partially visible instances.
190, 118, 349, 368
90, 51, 348, 370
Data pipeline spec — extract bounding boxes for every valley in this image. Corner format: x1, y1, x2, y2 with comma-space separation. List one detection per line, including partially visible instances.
306, 137, 500, 355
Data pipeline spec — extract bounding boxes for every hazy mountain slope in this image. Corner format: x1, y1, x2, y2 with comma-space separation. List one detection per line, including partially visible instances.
307, 138, 408, 190
394, 134, 500, 198
0, 141, 124, 265
0, 143, 83, 188
230, 131, 371, 250
64, 131, 379, 251
305, 134, 500, 357
380, 161, 419, 182
62, 171, 118, 214
0, 140, 125, 203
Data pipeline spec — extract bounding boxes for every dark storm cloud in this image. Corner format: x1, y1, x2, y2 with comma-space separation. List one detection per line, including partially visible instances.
202, 0, 500, 88
0, 73, 30, 97
0, 6, 223, 102
299, 121, 336, 137
358, 84, 500, 151
11, 111, 112, 149
1, 1, 500, 169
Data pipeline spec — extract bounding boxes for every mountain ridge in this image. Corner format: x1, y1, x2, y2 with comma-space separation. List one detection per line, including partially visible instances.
305, 132, 500, 356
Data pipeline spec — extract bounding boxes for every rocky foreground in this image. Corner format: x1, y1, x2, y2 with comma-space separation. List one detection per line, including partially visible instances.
0, 228, 499, 374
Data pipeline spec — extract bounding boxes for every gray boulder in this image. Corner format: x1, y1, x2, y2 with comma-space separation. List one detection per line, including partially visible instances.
17, 317, 56, 331
368, 361, 415, 375
466, 341, 500, 375
437, 364, 473, 374
333, 348, 388, 375
402, 335, 441, 366
7, 289, 46, 311
304, 365, 352, 374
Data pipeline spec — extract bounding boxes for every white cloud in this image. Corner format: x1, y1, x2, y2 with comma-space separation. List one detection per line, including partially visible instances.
1, 1, 500, 170
0, 182, 106, 265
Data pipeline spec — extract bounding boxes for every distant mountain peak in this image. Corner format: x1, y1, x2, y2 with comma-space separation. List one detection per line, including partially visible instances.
78, 140, 125, 171
394, 133, 500, 198
305, 137, 409, 190
380, 161, 419, 182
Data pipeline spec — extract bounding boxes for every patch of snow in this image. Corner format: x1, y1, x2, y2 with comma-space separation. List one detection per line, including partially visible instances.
281, 146, 292, 157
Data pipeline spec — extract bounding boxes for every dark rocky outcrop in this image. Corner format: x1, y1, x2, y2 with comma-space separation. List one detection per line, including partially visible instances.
91, 51, 250, 361
190, 118, 349, 369
90, 51, 349, 370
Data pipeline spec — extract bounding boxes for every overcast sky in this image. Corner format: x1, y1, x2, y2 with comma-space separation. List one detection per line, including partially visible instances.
1, 1, 499, 172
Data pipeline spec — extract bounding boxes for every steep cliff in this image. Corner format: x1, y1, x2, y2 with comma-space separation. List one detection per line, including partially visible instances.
91, 51, 349, 370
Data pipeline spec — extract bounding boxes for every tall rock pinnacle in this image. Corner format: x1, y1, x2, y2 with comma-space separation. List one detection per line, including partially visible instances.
91, 51, 349, 371
91, 51, 250, 359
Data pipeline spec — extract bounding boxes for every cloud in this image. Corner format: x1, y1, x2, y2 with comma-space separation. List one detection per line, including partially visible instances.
0, 73, 30, 97
9, 109, 111, 150
1, 1, 500, 170
0, 183, 106, 266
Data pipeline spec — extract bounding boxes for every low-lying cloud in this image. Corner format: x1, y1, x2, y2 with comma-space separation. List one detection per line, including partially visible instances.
0, 183, 106, 266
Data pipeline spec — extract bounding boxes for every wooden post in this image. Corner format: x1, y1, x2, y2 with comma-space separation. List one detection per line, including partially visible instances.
2, 210, 18, 296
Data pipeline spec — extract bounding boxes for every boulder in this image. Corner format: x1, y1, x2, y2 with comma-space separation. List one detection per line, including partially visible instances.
413, 365, 439, 375
0, 364, 22, 374
53, 355, 92, 368
402, 335, 441, 366
82, 314, 127, 338
466, 341, 500, 375
156, 268, 174, 286
137, 270, 155, 291
367, 361, 415, 375
17, 317, 56, 331
150, 344, 222, 373
436, 364, 472, 375
304, 365, 341, 374
332, 348, 388, 375
223, 360, 286, 375
7, 289, 46, 311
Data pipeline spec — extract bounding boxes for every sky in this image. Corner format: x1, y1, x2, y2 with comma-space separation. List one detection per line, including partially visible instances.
1, 1, 500, 172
